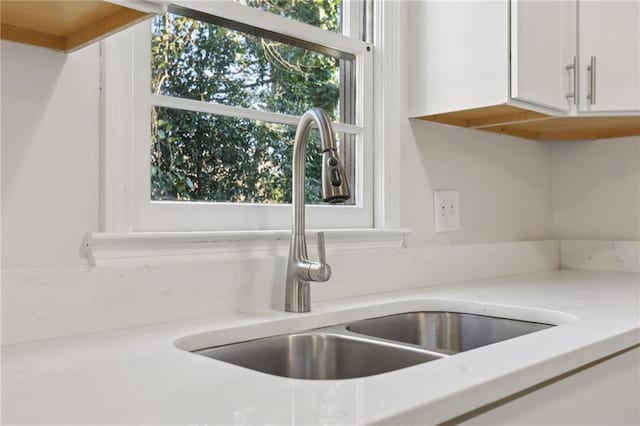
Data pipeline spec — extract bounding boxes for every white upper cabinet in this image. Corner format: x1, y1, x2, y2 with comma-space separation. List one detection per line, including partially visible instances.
578, 1, 640, 113
407, 0, 640, 141
407, 0, 568, 119
511, 0, 576, 113
407, 1, 510, 118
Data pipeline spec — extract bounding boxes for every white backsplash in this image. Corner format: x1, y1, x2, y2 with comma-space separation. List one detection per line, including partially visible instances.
2, 240, 558, 345
561, 240, 640, 273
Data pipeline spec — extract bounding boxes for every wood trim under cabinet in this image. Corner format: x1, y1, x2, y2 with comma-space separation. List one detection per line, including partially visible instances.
417, 105, 551, 129
483, 115, 640, 141
417, 104, 640, 141
0, 22, 66, 51
0, 1, 154, 52
65, 6, 153, 52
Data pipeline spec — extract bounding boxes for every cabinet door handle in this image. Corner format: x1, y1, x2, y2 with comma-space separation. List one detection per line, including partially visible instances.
587, 56, 596, 105
565, 56, 578, 105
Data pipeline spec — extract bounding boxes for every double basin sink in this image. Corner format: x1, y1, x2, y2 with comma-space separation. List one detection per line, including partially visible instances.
191, 312, 554, 380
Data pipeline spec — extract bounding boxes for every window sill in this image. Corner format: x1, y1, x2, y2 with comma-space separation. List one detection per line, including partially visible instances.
83, 228, 410, 266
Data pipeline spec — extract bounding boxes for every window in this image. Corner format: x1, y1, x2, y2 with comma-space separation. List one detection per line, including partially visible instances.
103, 0, 373, 232
150, 5, 356, 204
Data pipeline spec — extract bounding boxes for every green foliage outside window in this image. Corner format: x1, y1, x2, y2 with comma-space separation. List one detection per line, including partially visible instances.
150, 0, 344, 204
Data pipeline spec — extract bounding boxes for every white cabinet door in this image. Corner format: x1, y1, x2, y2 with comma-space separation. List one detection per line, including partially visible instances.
579, 1, 640, 112
462, 347, 640, 425
511, 0, 576, 112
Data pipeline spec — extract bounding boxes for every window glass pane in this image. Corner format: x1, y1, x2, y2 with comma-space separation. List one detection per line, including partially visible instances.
151, 107, 355, 205
234, 0, 341, 33
151, 12, 352, 123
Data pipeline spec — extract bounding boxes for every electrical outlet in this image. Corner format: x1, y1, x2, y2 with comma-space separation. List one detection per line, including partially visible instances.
434, 190, 460, 232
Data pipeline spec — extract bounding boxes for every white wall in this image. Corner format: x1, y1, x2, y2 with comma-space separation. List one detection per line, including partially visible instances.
404, 120, 554, 246
552, 137, 640, 240
1, 41, 100, 270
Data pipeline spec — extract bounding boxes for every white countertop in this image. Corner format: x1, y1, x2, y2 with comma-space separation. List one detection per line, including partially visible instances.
2, 270, 639, 425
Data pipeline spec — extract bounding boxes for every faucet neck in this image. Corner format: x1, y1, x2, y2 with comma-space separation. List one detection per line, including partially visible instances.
286, 108, 342, 313
291, 108, 337, 237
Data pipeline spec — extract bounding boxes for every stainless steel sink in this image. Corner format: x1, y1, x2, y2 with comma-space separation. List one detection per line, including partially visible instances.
346, 312, 554, 354
194, 332, 443, 380
189, 311, 555, 380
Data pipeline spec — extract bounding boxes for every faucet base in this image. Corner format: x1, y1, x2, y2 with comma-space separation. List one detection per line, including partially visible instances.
284, 278, 310, 313
285, 306, 311, 313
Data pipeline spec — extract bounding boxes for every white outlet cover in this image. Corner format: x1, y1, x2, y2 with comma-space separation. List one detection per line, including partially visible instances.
434, 190, 460, 233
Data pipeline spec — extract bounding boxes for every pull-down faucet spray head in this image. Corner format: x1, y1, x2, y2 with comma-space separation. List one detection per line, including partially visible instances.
321, 149, 350, 204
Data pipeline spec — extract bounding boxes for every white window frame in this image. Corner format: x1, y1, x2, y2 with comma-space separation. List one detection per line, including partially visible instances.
100, 0, 374, 233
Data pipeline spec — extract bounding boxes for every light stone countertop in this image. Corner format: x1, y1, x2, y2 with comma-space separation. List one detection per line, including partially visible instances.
2, 270, 639, 425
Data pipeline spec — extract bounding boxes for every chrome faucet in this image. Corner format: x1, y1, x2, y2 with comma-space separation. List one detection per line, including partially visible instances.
285, 108, 350, 313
